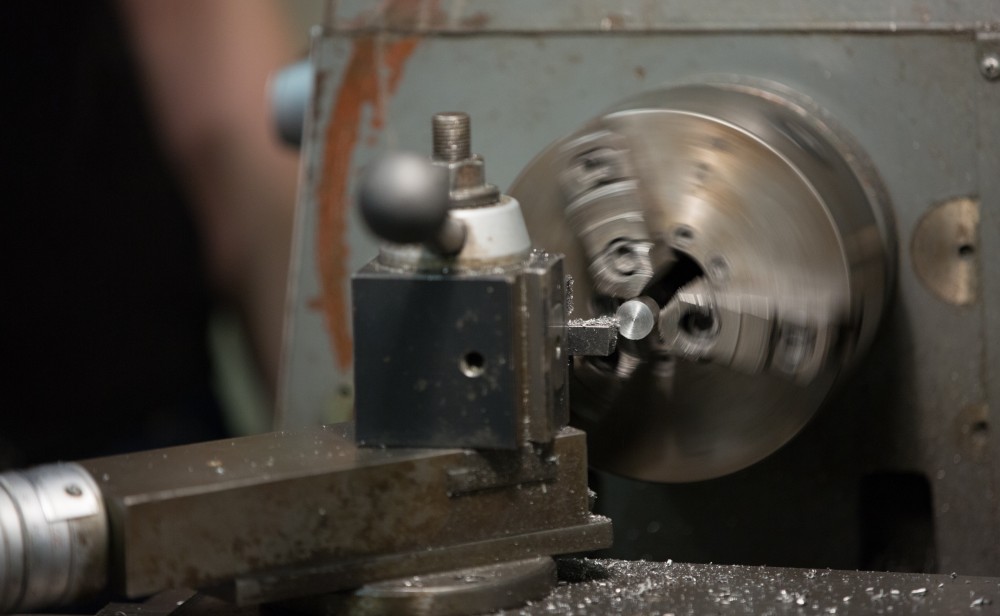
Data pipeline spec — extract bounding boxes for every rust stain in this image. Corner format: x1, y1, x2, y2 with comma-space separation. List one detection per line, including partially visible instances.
348, 0, 480, 31
316, 36, 419, 369
460, 11, 491, 29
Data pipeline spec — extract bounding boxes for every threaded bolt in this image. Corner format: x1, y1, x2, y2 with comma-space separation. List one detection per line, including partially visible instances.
432, 112, 471, 161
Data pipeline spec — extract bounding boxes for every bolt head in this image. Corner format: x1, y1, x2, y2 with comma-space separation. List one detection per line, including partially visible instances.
980, 52, 1000, 81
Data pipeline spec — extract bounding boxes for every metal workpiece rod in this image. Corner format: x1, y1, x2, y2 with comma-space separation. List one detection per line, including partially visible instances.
616, 296, 659, 341
0, 463, 109, 613
565, 297, 659, 357
432, 112, 471, 161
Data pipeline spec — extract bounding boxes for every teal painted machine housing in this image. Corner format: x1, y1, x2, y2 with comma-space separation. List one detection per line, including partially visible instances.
279, 1, 1000, 575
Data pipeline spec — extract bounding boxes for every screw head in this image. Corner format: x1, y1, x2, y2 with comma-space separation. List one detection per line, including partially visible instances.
980, 52, 1000, 81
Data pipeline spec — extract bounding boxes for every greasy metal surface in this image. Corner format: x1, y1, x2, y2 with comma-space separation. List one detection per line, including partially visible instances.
517, 252, 571, 442
79, 425, 595, 598
219, 516, 611, 606
95, 589, 198, 616
283, 557, 557, 615
445, 447, 557, 496
354, 251, 566, 449
912, 197, 981, 306
510, 82, 893, 482
565, 317, 618, 357
49, 560, 1000, 616
353, 268, 520, 449
281, 6, 1000, 575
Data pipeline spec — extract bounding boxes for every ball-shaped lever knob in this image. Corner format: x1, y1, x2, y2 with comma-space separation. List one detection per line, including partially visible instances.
358, 152, 451, 245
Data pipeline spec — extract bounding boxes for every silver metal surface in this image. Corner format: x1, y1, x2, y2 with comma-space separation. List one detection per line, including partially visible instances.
0, 463, 108, 612
657, 280, 827, 382
980, 34, 1000, 83
557, 131, 656, 299
433, 112, 471, 162
432, 112, 500, 209
980, 52, 1000, 80
510, 81, 894, 482
616, 297, 657, 341
911, 197, 980, 306
358, 152, 452, 245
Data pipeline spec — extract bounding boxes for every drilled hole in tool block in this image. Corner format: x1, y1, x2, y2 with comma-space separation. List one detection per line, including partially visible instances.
460, 351, 485, 378
969, 419, 990, 449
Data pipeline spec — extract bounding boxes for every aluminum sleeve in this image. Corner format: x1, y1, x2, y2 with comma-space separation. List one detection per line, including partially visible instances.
0, 463, 108, 612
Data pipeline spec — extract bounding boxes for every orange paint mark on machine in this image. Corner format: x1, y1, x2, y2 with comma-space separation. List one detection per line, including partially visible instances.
315, 36, 419, 370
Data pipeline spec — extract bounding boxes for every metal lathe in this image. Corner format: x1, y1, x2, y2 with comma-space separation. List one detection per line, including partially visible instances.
2, 1, 1000, 614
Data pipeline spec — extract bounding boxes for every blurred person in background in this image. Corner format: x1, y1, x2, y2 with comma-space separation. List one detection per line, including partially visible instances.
0, 1, 318, 467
